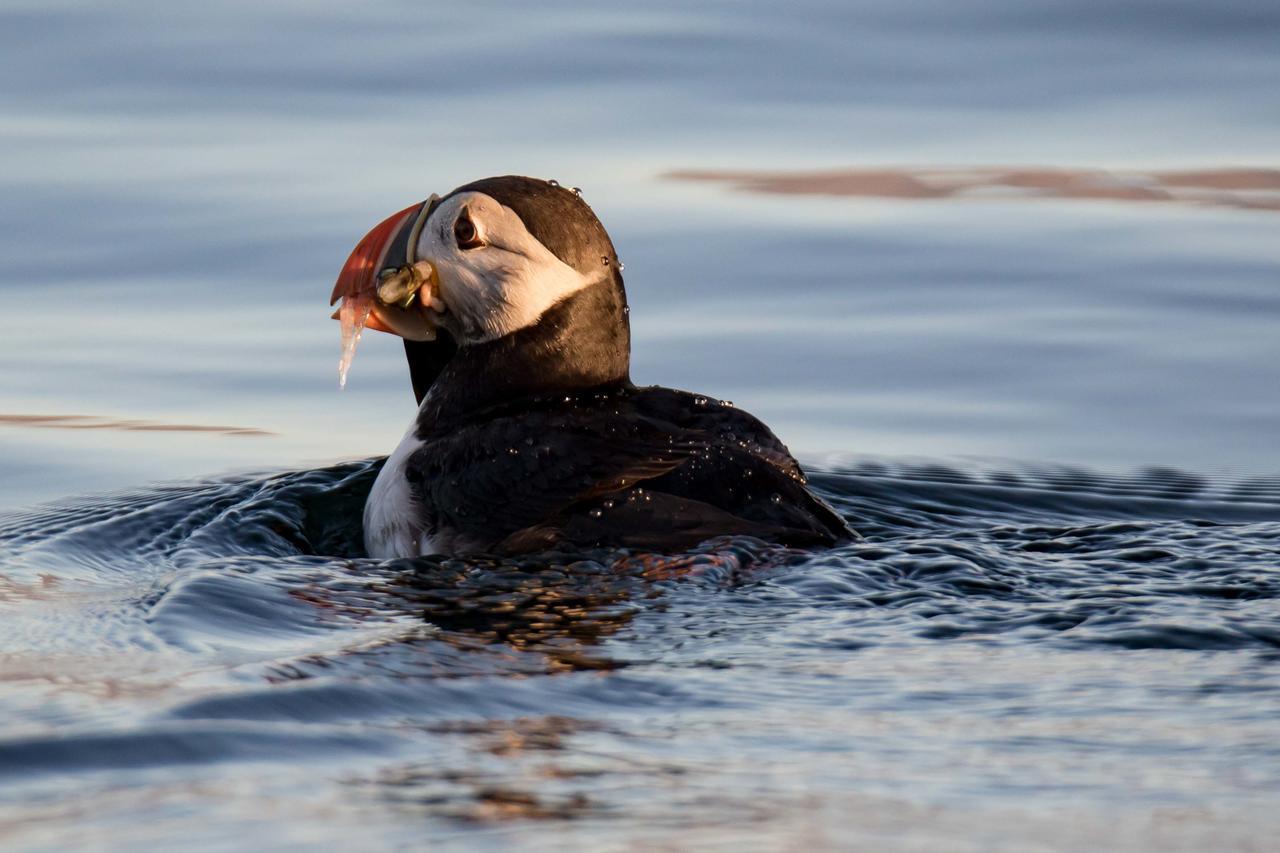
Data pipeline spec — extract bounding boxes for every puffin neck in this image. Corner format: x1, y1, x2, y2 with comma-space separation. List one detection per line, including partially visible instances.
416, 276, 631, 431
404, 334, 458, 406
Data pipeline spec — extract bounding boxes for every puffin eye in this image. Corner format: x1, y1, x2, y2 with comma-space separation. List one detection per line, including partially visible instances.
454, 210, 483, 250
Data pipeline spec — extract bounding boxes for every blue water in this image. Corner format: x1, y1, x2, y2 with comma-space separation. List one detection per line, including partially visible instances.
2, 1, 1279, 849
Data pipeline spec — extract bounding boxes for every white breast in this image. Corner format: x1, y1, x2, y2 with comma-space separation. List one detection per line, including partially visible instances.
363, 415, 437, 559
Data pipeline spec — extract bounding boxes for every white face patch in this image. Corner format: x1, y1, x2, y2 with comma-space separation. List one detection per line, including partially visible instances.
415, 191, 601, 344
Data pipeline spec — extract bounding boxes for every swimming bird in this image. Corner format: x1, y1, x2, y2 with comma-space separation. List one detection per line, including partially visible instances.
331, 176, 852, 558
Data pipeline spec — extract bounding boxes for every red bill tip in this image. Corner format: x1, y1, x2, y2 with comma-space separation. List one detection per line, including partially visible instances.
329, 204, 419, 306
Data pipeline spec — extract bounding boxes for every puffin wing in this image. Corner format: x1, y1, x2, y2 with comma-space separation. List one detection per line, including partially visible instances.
627, 387, 807, 481
405, 401, 702, 548
496, 443, 851, 554
590, 387, 855, 547
406, 388, 853, 553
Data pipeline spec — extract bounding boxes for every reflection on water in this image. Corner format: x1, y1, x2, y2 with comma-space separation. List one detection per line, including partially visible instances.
668, 166, 1280, 212
372, 720, 601, 823
0, 413, 273, 437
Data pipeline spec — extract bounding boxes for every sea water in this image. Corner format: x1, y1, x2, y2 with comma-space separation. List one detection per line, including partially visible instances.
1, 1, 1278, 849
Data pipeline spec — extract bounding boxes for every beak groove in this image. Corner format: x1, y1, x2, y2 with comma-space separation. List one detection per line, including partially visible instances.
329, 203, 419, 307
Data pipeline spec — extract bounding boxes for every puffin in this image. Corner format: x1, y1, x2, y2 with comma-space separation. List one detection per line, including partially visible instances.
330, 176, 853, 559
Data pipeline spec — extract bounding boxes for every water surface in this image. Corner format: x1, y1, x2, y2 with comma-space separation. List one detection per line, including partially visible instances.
1, 0, 1279, 849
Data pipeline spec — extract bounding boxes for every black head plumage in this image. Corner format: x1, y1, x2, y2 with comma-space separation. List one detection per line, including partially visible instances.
440, 176, 622, 279
404, 176, 630, 408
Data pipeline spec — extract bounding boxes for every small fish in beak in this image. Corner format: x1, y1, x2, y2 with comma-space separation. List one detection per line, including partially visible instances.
376, 261, 437, 310
337, 291, 373, 389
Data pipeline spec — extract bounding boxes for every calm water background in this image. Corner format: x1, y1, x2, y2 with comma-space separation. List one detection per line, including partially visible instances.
2, 1, 1279, 849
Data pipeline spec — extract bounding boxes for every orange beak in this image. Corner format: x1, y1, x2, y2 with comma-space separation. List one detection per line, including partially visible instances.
330, 203, 421, 335
330, 195, 443, 339
329, 203, 420, 307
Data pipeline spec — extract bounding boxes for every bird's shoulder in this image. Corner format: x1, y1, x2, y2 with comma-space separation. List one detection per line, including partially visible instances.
403, 384, 844, 552
404, 385, 700, 540
415, 383, 803, 482
620, 385, 806, 481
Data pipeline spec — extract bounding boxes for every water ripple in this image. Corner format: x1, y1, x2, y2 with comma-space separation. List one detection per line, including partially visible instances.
1, 458, 1278, 846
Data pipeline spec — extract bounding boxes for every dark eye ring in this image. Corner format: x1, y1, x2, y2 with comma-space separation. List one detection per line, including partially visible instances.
454, 211, 483, 249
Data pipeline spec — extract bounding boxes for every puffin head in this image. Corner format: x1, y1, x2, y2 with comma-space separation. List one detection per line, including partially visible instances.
332, 176, 628, 402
